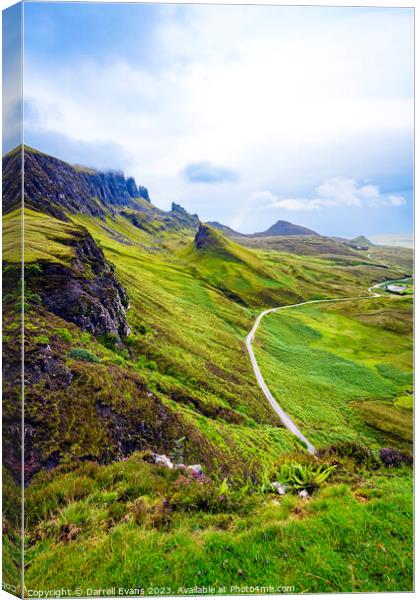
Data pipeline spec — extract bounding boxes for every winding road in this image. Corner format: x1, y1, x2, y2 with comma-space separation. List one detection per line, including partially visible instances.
246, 282, 387, 455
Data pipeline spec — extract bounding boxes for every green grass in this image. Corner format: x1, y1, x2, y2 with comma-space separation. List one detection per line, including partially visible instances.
3, 195, 412, 593
364, 246, 413, 274
3, 208, 80, 264
255, 297, 413, 450
352, 401, 412, 444
24, 454, 413, 594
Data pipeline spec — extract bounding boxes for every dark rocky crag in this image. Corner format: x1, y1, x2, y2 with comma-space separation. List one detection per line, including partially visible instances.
2, 146, 151, 220
170, 202, 200, 228
195, 222, 216, 250
26, 228, 131, 340
82, 169, 150, 208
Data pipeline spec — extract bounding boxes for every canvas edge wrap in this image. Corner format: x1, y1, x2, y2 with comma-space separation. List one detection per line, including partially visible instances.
2, 2, 24, 597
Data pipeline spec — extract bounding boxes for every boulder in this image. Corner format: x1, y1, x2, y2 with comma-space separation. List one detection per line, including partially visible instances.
271, 482, 287, 495
138, 186, 150, 202
152, 453, 174, 469
187, 464, 203, 476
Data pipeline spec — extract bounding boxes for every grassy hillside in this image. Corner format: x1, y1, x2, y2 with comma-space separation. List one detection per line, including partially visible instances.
254, 295, 413, 452
24, 453, 413, 594
1, 150, 413, 593
234, 234, 365, 261
365, 245, 413, 273
4, 209, 303, 477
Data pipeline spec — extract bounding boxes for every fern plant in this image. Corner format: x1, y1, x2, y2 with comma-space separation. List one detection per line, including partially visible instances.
278, 462, 336, 492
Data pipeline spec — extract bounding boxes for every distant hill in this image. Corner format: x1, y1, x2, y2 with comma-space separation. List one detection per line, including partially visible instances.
206, 221, 244, 237
349, 235, 374, 247
192, 223, 266, 271
253, 220, 319, 237
205, 219, 319, 238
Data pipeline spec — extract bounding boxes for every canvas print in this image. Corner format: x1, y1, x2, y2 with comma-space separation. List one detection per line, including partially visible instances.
2, 1, 414, 597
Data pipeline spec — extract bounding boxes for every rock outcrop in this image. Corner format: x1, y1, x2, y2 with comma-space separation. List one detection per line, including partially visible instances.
82, 170, 150, 206
206, 221, 244, 237
194, 223, 216, 249
138, 186, 150, 202
171, 203, 200, 228
26, 228, 131, 339
2, 146, 150, 220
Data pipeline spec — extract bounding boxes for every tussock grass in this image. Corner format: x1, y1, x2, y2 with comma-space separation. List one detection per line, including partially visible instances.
24, 456, 413, 593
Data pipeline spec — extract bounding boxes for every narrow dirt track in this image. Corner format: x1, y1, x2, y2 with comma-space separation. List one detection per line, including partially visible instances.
246, 282, 386, 454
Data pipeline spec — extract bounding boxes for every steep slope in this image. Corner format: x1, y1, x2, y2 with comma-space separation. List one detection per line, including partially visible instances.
2, 146, 412, 594
2, 208, 227, 482
3, 146, 149, 220
2, 151, 300, 483
180, 223, 292, 306
2, 146, 406, 483
2, 146, 200, 237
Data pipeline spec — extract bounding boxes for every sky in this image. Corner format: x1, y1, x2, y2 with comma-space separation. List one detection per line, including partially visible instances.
2, 2, 22, 153
5, 2, 414, 237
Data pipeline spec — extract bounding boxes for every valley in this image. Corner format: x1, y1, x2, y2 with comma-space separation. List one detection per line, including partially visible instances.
2, 146, 414, 594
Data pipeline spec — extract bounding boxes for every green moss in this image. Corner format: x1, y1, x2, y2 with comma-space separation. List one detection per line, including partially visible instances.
56, 328, 72, 343
3, 208, 80, 265
68, 348, 100, 363
33, 335, 50, 345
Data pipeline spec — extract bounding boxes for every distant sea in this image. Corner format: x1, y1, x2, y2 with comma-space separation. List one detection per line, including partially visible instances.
369, 233, 413, 249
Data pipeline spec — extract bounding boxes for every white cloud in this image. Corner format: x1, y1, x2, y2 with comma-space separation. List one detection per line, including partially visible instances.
270, 199, 323, 212
23, 5, 413, 231
262, 177, 405, 211
250, 190, 278, 204
387, 194, 406, 206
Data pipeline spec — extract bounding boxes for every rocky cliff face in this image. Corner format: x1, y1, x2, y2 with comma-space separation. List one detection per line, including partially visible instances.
194, 223, 215, 249
138, 185, 150, 202
1, 146, 22, 215
23, 149, 106, 220
2, 146, 151, 220
171, 202, 200, 228
26, 228, 131, 340
82, 170, 150, 207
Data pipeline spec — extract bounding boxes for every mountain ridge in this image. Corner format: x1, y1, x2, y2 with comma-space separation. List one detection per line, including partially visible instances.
2, 147, 324, 240
7, 147, 373, 251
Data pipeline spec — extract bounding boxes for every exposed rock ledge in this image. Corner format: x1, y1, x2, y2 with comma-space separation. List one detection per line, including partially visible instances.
27, 228, 131, 339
